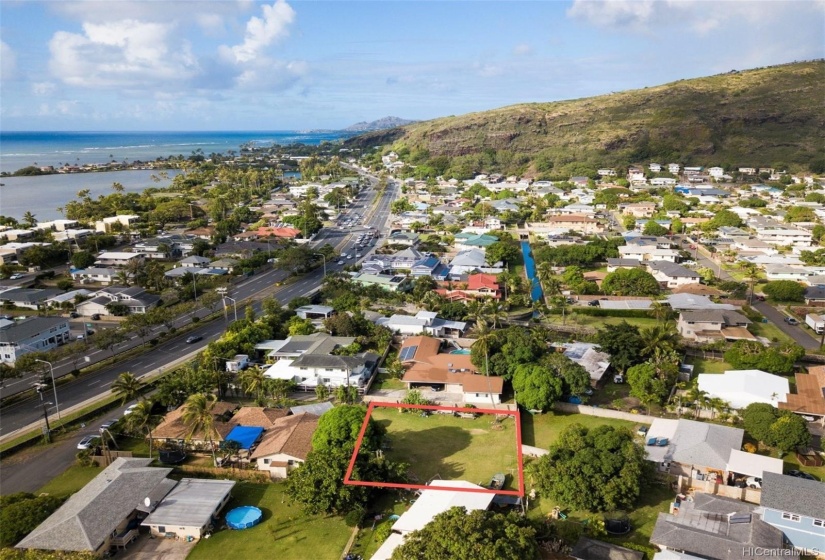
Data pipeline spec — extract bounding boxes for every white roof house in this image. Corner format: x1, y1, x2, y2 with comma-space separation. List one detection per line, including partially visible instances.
697, 370, 789, 409
644, 418, 744, 471
725, 449, 783, 479
371, 480, 494, 560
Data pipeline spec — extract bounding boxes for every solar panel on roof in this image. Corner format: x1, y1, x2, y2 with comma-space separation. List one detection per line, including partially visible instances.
399, 345, 418, 361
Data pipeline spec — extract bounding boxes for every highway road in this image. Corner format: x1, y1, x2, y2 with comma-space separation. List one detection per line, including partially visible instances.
0, 171, 398, 440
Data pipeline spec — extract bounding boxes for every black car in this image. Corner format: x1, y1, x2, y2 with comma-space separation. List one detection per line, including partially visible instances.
91, 313, 101, 320
186, 335, 203, 344
787, 470, 816, 481
69, 311, 80, 318
587, 300, 599, 307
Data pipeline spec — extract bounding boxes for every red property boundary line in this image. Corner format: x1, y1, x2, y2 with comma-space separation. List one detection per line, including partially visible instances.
344, 401, 524, 497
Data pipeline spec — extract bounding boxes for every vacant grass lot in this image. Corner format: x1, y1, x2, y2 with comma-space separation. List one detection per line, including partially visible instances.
367, 407, 520, 490
683, 356, 732, 374
188, 482, 351, 560
520, 411, 639, 449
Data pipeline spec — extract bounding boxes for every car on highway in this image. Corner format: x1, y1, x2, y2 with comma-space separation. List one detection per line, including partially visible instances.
99, 419, 118, 433
123, 404, 139, 416
783, 317, 799, 325
186, 335, 203, 344
337, 260, 344, 265
346, 255, 353, 259
8, 273, 25, 280
77, 435, 100, 450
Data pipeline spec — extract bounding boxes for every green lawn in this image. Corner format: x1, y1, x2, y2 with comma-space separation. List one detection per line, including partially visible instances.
749, 321, 795, 344
520, 411, 639, 449
367, 408, 520, 489
544, 314, 660, 330
188, 482, 352, 560
683, 356, 732, 374
38, 465, 102, 497
372, 372, 404, 391
350, 495, 409, 559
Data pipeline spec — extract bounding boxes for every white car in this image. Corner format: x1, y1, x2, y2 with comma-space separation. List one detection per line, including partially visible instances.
123, 404, 139, 416
337, 261, 344, 265
746, 476, 762, 489
77, 435, 99, 450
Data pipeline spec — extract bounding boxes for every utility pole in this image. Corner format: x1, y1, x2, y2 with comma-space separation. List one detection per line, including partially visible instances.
35, 384, 51, 443
35, 359, 60, 423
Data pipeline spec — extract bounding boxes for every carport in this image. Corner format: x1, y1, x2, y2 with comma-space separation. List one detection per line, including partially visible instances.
725, 449, 784, 481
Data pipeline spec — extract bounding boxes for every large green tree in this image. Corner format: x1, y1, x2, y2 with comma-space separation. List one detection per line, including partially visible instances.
532, 424, 650, 512
723, 341, 804, 375
601, 268, 660, 296
595, 322, 645, 373
761, 280, 805, 302
0, 493, 65, 547
311, 405, 385, 452
390, 507, 539, 560
512, 364, 563, 412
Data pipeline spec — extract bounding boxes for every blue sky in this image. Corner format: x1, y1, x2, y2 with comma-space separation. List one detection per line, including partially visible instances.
1, 0, 823, 131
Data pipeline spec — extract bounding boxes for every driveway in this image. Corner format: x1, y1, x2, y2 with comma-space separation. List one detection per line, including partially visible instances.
120, 534, 196, 560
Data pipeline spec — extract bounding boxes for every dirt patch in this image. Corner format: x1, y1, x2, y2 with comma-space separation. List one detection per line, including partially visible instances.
469, 428, 487, 435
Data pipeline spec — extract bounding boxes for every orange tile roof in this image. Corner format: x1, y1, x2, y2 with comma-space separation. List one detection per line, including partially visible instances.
467, 274, 499, 291
399, 336, 500, 395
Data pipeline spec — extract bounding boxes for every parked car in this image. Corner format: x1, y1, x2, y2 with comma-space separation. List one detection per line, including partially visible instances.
587, 300, 599, 307
77, 435, 99, 450
746, 476, 762, 489
787, 470, 816, 480
99, 419, 118, 433
800, 415, 816, 422
69, 311, 80, 318
91, 314, 101, 320
784, 317, 799, 325
337, 261, 345, 265
186, 335, 203, 344
8, 273, 25, 280
123, 404, 139, 416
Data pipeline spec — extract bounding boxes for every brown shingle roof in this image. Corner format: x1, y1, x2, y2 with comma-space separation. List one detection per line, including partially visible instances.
779, 369, 825, 416
231, 406, 289, 428
250, 413, 319, 460
150, 402, 238, 442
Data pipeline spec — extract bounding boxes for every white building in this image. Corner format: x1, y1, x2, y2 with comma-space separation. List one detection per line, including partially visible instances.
0, 317, 71, 365
754, 227, 813, 248
697, 370, 789, 409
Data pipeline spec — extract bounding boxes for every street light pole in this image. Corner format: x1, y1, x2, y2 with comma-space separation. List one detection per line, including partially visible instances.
34, 359, 60, 423
313, 253, 327, 276
34, 387, 52, 443
223, 296, 238, 322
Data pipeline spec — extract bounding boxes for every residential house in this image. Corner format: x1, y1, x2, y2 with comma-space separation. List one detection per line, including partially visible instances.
618, 245, 680, 263
779, 366, 825, 420
75, 287, 161, 316
176, 255, 211, 268
375, 311, 468, 337
448, 249, 503, 278
649, 163, 662, 173
149, 402, 241, 448
351, 272, 411, 292
606, 258, 642, 272
651, 177, 678, 186
597, 168, 617, 177
708, 166, 725, 178
0, 228, 35, 241
95, 215, 140, 233
558, 342, 611, 385
410, 254, 449, 279
621, 202, 657, 218
697, 370, 789, 409
435, 273, 502, 301
251, 413, 320, 478
627, 167, 646, 183
759, 472, 825, 552
668, 163, 681, 174
386, 231, 420, 247
650, 493, 795, 560
295, 305, 334, 321
647, 261, 702, 288
755, 227, 813, 248
363, 248, 428, 272
531, 215, 604, 234
676, 310, 755, 342
0, 317, 71, 365
371, 480, 495, 560
666, 293, 738, 312
739, 167, 757, 175
262, 332, 378, 389
453, 233, 498, 252
399, 336, 503, 404
141, 478, 235, 540
45, 289, 93, 309
95, 252, 145, 268
0, 288, 63, 310
804, 286, 825, 305
256, 226, 301, 239
17, 458, 177, 554
71, 267, 121, 285
570, 538, 643, 560
764, 265, 813, 282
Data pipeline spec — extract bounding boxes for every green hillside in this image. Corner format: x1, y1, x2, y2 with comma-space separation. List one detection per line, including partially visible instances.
345, 61, 825, 177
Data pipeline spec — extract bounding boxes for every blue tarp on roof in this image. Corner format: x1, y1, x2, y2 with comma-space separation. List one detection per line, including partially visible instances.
224, 425, 264, 450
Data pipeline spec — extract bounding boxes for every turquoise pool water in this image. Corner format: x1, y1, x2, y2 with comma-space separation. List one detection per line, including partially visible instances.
450, 349, 471, 355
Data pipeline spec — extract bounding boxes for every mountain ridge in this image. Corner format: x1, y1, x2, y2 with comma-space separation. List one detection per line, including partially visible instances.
344, 61, 825, 175
342, 116, 417, 132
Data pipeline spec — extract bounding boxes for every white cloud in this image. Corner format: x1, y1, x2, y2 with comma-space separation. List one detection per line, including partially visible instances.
48, 20, 198, 89
32, 82, 57, 96
513, 43, 533, 56
226, 0, 296, 63
567, 0, 658, 29
1, 41, 17, 81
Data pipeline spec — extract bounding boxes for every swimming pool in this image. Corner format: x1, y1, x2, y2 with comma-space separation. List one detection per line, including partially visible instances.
449, 349, 471, 355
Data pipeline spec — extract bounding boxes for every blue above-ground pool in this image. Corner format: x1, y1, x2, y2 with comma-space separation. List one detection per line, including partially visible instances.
226, 506, 263, 530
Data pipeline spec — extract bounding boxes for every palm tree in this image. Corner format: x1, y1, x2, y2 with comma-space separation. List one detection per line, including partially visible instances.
471, 324, 499, 410
111, 372, 143, 404
21, 211, 37, 228
640, 323, 681, 358
550, 295, 570, 325
685, 385, 709, 419
122, 400, 160, 459
115, 270, 131, 287
740, 261, 760, 304
239, 367, 266, 403
464, 299, 487, 326
707, 397, 728, 420
181, 393, 220, 465
648, 301, 672, 322
482, 299, 507, 329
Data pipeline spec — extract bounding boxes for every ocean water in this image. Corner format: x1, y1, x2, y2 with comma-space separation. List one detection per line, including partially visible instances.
0, 130, 351, 221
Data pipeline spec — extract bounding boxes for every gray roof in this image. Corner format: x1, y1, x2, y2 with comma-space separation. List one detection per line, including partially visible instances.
645, 419, 744, 470
606, 258, 642, 267
650, 494, 793, 560
647, 261, 701, 278
570, 537, 643, 560
289, 401, 335, 416
450, 249, 487, 267
666, 293, 737, 311
17, 458, 173, 552
0, 288, 63, 303
680, 310, 751, 326
0, 317, 68, 344
141, 478, 235, 530
760, 472, 825, 519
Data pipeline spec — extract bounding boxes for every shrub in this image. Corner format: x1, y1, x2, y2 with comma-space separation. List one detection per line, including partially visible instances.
191, 316, 200, 323
374, 520, 393, 543
344, 506, 365, 528
743, 442, 757, 453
